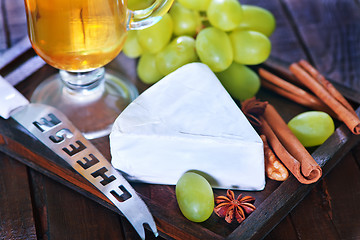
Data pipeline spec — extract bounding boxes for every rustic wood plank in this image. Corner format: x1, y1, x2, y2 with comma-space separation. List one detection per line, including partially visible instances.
322, 152, 360, 239
263, 216, 298, 240
289, 180, 341, 240
0, 152, 37, 240
0, 0, 8, 52
3, 0, 27, 46
0, 37, 32, 69
29, 170, 126, 240
284, 0, 360, 92
353, 144, 360, 167
5, 55, 46, 86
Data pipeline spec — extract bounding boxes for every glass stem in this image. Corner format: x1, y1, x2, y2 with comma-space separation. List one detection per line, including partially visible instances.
59, 68, 105, 97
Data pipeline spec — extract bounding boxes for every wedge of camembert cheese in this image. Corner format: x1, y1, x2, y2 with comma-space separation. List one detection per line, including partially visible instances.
110, 63, 265, 190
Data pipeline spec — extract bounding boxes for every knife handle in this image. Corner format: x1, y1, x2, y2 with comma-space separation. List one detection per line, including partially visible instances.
0, 75, 29, 119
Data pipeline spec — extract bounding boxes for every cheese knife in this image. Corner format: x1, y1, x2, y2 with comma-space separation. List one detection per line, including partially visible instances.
0, 75, 158, 239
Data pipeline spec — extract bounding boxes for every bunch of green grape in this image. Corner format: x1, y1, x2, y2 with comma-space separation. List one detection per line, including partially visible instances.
124, 0, 276, 101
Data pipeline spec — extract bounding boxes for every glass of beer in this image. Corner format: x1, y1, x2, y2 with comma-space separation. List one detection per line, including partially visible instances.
23, 0, 174, 139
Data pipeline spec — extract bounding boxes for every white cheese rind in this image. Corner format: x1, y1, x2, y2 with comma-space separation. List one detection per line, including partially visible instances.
110, 63, 265, 190
111, 133, 265, 190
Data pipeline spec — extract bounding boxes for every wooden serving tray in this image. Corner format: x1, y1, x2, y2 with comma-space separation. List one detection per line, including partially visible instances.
1, 39, 360, 240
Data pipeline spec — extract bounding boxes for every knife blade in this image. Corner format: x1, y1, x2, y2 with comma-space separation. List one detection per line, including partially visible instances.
0, 76, 158, 239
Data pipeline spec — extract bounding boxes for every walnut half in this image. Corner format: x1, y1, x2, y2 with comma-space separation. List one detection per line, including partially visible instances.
261, 135, 289, 181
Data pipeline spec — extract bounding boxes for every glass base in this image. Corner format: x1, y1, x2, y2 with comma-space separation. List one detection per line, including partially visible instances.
31, 69, 138, 139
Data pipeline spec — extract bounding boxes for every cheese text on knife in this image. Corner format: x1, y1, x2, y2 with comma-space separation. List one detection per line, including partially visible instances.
32, 113, 132, 202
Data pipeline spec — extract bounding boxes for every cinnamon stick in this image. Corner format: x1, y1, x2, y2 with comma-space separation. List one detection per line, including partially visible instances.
290, 63, 360, 135
259, 68, 337, 118
261, 104, 322, 184
298, 59, 356, 115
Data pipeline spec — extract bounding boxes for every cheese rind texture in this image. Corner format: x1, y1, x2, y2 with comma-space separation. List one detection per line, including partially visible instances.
110, 63, 265, 190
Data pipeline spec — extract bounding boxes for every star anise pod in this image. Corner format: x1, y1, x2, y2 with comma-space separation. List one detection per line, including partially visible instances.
241, 97, 268, 128
214, 189, 256, 224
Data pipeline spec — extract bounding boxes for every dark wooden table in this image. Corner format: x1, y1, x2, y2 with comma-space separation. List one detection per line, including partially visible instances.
1, 0, 360, 239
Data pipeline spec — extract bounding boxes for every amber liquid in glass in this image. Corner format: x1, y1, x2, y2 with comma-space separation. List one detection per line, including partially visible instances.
25, 0, 128, 71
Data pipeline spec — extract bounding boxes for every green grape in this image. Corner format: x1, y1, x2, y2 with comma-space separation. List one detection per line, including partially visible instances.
122, 30, 143, 58
177, 0, 211, 11
229, 29, 271, 65
137, 13, 173, 54
216, 62, 260, 101
137, 53, 164, 84
288, 111, 335, 147
170, 2, 202, 37
128, 0, 154, 10
207, 0, 243, 32
156, 36, 198, 75
238, 5, 276, 37
176, 172, 214, 222
195, 27, 233, 72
